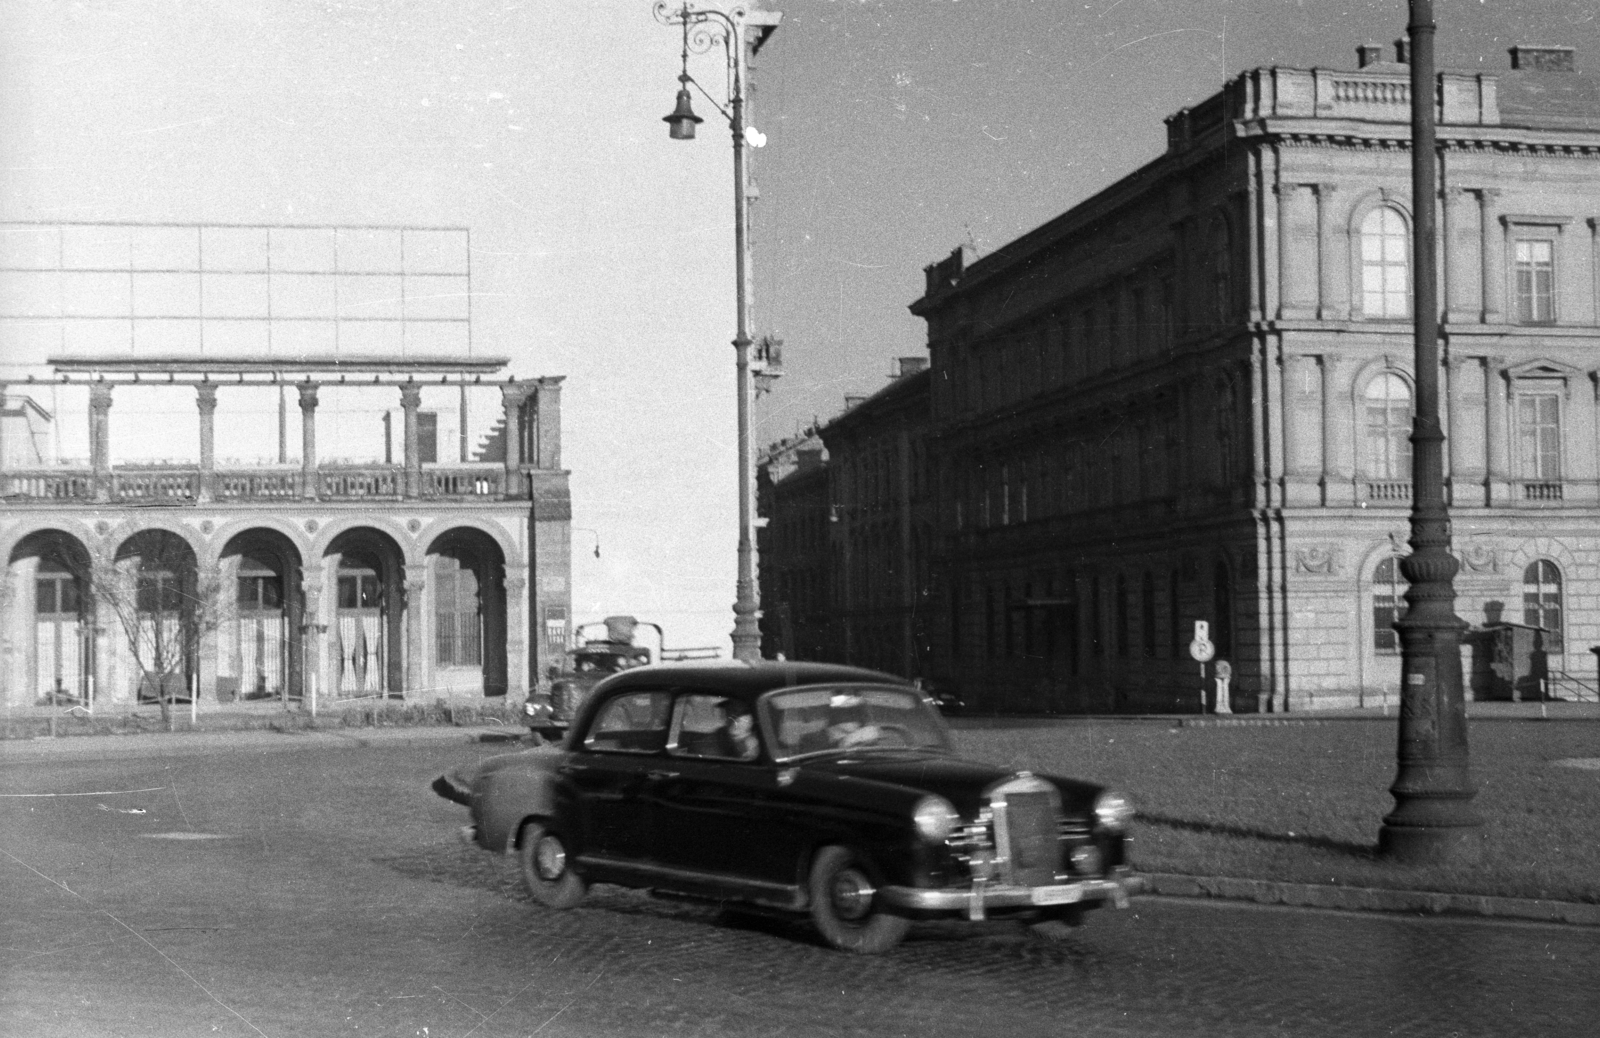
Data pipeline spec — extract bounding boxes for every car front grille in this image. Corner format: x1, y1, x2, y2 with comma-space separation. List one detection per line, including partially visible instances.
997, 790, 1059, 886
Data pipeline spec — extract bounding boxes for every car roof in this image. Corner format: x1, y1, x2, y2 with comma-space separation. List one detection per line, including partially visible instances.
591, 660, 912, 706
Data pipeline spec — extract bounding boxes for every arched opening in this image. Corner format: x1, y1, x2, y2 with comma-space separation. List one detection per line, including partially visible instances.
7, 530, 94, 706
110, 530, 200, 703
219, 529, 304, 703
325, 528, 405, 699
427, 527, 508, 697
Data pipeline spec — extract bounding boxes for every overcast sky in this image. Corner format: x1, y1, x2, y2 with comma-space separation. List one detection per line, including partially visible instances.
5, 0, 1598, 653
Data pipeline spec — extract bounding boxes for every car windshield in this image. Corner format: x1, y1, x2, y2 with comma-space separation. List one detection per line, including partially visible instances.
761, 685, 951, 759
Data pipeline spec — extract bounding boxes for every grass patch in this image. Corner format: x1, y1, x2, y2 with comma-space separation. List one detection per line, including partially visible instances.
955, 720, 1600, 905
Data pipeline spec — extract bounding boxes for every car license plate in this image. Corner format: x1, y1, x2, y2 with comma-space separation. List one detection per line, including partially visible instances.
1030, 886, 1082, 906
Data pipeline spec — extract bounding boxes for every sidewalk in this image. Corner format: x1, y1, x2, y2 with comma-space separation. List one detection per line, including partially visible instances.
4, 718, 1595, 929
0, 722, 524, 762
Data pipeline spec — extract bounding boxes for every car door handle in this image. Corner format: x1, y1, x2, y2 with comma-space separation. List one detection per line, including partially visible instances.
646, 770, 679, 781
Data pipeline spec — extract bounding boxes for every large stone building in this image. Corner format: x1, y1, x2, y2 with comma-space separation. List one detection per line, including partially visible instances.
910, 42, 1600, 712
0, 223, 571, 712
759, 359, 933, 676
764, 43, 1600, 713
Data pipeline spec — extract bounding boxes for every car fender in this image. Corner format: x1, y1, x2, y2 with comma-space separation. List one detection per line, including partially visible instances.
470, 751, 564, 855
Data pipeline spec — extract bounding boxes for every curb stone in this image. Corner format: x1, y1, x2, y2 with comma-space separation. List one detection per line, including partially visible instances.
1142, 872, 1600, 927
0, 725, 518, 762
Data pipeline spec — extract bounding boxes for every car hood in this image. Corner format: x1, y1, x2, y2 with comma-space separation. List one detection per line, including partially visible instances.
799, 752, 1104, 820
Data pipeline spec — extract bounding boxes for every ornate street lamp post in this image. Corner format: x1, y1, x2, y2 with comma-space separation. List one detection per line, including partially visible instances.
1378, 0, 1483, 863
655, 2, 780, 662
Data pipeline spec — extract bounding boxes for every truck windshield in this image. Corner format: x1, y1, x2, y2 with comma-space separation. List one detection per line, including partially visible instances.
761, 686, 951, 758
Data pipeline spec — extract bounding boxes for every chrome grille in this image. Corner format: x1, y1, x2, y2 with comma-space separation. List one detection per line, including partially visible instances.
998, 790, 1058, 886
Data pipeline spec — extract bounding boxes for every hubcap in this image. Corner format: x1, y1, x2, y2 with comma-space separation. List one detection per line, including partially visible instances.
829, 867, 875, 921
534, 835, 567, 881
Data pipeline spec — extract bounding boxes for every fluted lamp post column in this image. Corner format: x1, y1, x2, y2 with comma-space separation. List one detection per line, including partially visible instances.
1379, 0, 1483, 863
656, 1, 781, 662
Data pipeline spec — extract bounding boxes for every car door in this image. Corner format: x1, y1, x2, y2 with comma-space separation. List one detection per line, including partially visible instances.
562, 689, 672, 864
649, 692, 804, 893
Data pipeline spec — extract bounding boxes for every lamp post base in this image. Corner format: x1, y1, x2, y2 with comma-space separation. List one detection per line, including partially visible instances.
1379, 768, 1483, 864
1378, 820, 1484, 864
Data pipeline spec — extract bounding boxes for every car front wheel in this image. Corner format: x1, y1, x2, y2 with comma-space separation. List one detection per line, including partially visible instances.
807, 845, 911, 954
518, 821, 586, 909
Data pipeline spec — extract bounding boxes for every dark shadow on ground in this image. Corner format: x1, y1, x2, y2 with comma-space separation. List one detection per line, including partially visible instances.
1136, 811, 1377, 858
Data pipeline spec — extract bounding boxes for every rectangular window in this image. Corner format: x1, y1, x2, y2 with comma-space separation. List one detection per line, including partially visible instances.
417, 411, 439, 464
238, 574, 282, 611
1515, 394, 1561, 480
1514, 240, 1555, 323
1373, 598, 1400, 652
35, 579, 58, 615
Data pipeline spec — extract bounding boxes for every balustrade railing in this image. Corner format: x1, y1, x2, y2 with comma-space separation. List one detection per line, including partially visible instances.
424, 467, 504, 497
1361, 480, 1411, 503
215, 471, 303, 500
1, 464, 515, 502
114, 470, 199, 502
0, 471, 93, 500
319, 469, 401, 499
1518, 481, 1564, 503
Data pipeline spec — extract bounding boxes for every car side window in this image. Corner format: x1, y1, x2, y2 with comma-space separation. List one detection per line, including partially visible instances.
583, 691, 672, 753
670, 693, 761, 762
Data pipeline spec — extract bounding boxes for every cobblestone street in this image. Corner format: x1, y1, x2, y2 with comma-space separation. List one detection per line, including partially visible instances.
3, 743, 1596, 1037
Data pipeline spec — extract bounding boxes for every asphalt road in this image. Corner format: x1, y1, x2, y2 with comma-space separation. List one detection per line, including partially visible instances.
2, 743, 1596, 1038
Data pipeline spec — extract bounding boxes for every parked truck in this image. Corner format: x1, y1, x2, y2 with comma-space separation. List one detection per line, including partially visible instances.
522, 615, 660, 741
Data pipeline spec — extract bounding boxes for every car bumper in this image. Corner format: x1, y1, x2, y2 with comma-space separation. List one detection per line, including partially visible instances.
879, 867, 1142, 921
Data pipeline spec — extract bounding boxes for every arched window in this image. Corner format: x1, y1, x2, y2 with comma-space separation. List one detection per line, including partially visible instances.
1373, 556, 1407, 653
1361, 207, 1410, 318
1523, 561, 1563, 652
1210, 218, 1232, 323
1364, 373, 1412, 480
1115, 573, 1130, 658
1141, 571, 1157, 660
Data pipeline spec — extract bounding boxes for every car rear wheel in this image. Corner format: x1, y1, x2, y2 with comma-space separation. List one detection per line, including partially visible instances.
518, 821, 586, 909
807, 845, 911, 954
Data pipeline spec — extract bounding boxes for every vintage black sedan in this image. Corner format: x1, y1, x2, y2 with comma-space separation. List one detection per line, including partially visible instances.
435, 662, 1139, 954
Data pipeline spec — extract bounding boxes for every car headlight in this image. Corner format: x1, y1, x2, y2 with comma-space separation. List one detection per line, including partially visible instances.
1094, 791, 1135, 831
913, 795, 960, 843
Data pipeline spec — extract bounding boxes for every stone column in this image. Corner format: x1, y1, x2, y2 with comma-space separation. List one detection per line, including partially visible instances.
1282, 352, 1321, 507
300, 575, 328, 710
534, 378, 564, 470
1485, 358, 1510, 503
1479, 189, 1503, 323
1321, 353, 1352, 505
0, 573, 16, 708
1315, 184, 1344, 320
400, 382, 422, 500
1443, 188, 1480, 324
90, 382, 113, 503
404, 565, 428, 699
1276, 183, 1297, 319
196, 559, 221, 703
1280, 183, 1318, 319
298, 384, 319, 500
196, 382, 217, 504
500, 383, 528, 498
503, 566, 528, 699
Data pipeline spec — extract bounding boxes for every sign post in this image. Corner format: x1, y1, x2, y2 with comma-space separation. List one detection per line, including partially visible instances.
1188, 620, 1216, 712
